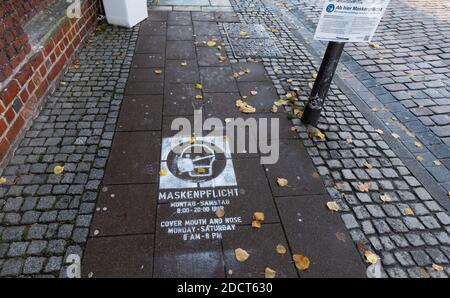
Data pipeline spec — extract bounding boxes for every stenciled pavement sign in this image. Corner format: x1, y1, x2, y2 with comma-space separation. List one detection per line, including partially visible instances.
314, 0, 391, 43
159, 136, 240, 241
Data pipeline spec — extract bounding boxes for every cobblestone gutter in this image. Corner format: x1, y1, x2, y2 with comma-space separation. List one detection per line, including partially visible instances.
0, 25, 138, 277
223, 0, 450, 277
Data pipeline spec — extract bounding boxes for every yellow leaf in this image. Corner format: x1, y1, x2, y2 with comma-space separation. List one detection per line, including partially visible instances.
253, 212, 265, 221
326, 201, 340, 212
433, 160, 442, 166
235, 248, 250, 262
271, 105, 278, 113
250, 90, 258, 96
189, 136, 196, 144
312, 73, 318, 79
195, 83, 203, 90
416, 155, 424, 161
276, 244, 287, 254
363, 162, 373, 170
207, 40, 217, 47
414, 141, 423, 148
392, 133, 400, 139
274, 99, 287, 106
364, 250, 378, 264
285, 92, 294, 99
0, 177, 6, 185
195, 94, 203, 100
308, 82, 314, 89
244, 68, 251, 74
404, 207, 414, 216
357, 182, 371, 192
154, 69, 162, 75
159, 169, 167, 176
276, 177, 288, 187
265, 267, 277, 278
271, 28, 278, 33
335, 183, 342, 190
239, 31, 248, 37
286, 79, 293, 84
375, 129, 384, 134
53, 165, 65, 175
369, 42, 380, 49
293, 254, 310, 271
380, 194, 392, 203
215, 209, 225, 218
196, 167, 207, 174
432, 263, 444, 272
235, 100, 256, 114
252, 220, 261, 229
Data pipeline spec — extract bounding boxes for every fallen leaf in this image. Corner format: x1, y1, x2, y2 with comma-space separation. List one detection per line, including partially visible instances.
416, 155, 424, 161
0, 177, 6, 185
357, 182, 371, 192
195, 94, 203, 100
414, 141, 423, 148
159, 169, 167, 176
326, 201, 340, 212
218, 55, 226, 61
392, 133, 400, 139
276, 177, 288, 187
250, 90, 258, 96
215, 209, 225, 218
307, 129, 326, 141
271, 105, 278, 113
285, 92, 294, 99
404, 207, 414, 216
420, 268, 430, 278
364, 250, 378, 264
335, 183, 342, 190
181, 61, 188, 67
380, 194, 392, 203
235, 100, 256, 113
375, 129, 384, 134
235, 248, 250, 262
196, 167, 207, 174
271, 28, 278, 33
448, 191, 450, 197
53, 165, 65, 175
253, 212, 265, 221
189, 136, 196, 144
286, 79, 293, 84
154, 69, 162, 75
265, 267, 277, 278
276, 244, 286, 254
346, 138, 353, 144
432, 263, 444, 272
244, 68, 251, 74
433, 160, 442, 166
239, 31, 248, 37
312, 73, 318, 79
274, 99, 287, 106
363, 162, 373, 170
293, 254, 310, 271
252, 220, 262, 229
207, 40, 217, 47
369, 42, 380, 49
195, 83, 203, 90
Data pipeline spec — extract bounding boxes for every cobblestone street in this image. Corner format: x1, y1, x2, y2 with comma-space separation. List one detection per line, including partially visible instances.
0, 0, 450, 278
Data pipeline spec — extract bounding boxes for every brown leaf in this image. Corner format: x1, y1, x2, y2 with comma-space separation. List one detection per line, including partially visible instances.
404, 207, 415, 216
265, 267, 277, 278
326, 201, 340, 212
380, 193, 392, 203
363, 162, 373, 170
276, 244, 286, 254
0, 177, 6, 185
432, 263, 444, 272
251, 220, 261, 229
215, 209, 225, 218
292, 254, 310, 271
276, 177, 288, 187
154, 69, 162, 75
253, 212, 265, 221
53, 165, 65, 175
357, 182, 371, 192
235, 248, 250, 262
364, 250, 378, 264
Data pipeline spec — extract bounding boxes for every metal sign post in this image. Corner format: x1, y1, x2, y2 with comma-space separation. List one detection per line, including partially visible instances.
301, 41, 345, 126
301, 0, 391, 126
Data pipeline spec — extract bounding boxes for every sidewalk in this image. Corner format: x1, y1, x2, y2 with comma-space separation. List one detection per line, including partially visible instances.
0, 0, 450, 278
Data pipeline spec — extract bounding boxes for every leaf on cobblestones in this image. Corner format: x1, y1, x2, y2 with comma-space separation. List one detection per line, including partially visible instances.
357, 241, 367, 253
276, 244, 287, 254
433, 160, 442, 166
372, 107, 380, 112
346, 138, 353, 144
357, 182, 371, 192
293, 254, 310, 271
235, 248, 250, 262
364, 250, 378, 264
420, 268, 430, 278
274, 99, 288, 106
312, 73, 318, 79
335, 183, 342, 190
250, 90, 258, 96
0, 177, 6, 185
154, 69, 162, 75
53, 165, 65, 175
215, 209, 225, 218
195, 83, 203, 90
375, 129, 384, 134
369, 42, 380, 49
265, 267, 277, 278
195, 94, 203, 100
271, 105, 278, 113
271, 28, 279, 33
181, 61, 188, 67
287, 79, 293, 84
432, 263, 444, 272
404, 207, 415, 216
448, 191, 450, 197
189, 136, 196, 144
159, 169, 167, 176
363, 162, 373, 170
207, 40, 217, 47
290, 127, 299, 132
236, 100, 256, 113
72, 59, 81, 69
414, 141, 423, 148
391, 133, 400, 139
276, 177, 288, 187
307, 128, 326, 141
59, 81, 67, 86
218, 55, 226, 61
380, 194, 392, 203
239, 31, 248, 37
326, 201, 340, 212
416, 155, 424, 161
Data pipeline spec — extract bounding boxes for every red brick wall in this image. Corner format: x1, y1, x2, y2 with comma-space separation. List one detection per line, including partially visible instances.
0, 0, 99, 163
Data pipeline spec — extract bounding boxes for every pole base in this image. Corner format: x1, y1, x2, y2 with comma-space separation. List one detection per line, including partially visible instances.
301, 104, 322, 127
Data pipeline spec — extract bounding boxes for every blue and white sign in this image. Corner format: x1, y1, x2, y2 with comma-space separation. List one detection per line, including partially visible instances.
314, 0, 391, 43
